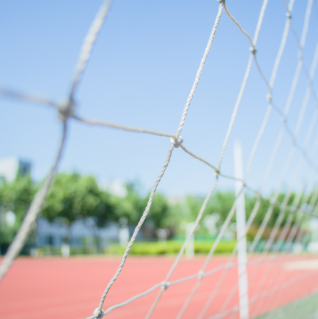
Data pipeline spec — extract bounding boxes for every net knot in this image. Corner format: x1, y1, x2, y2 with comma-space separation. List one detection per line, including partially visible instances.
286, 12, 292, 19
250, 46, 257, 55
298, 51, 303, 61
92, 308, 104, 319
171, 136, 183, 148
198, 270, 204, 280
266, 92, 272, 102
226, 262, 233, 269
214, 168, 220, 176
162, 281, 170, 290
58, 97, 75, 122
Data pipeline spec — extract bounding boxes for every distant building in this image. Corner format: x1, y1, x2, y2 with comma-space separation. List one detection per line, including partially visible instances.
36, 217, 119, 249
0, 156, 31, 182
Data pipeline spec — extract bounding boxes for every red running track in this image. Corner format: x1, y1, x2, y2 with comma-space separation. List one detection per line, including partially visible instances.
1, 255, 318, 319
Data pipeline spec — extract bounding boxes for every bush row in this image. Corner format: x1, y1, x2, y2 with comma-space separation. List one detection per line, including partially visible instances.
105, 240, 236, 255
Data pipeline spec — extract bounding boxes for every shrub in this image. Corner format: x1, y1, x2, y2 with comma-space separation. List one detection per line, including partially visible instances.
105, 240, 236, 255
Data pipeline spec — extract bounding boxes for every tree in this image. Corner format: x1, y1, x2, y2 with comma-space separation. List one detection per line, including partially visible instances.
41, 172, 115, 252
0, 175, 36, 252
113, 182, 145, 225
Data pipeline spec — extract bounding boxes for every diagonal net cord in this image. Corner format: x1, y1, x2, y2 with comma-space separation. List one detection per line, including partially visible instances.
0, 0, 316, 318
224, 0, 318, 151
144, 2, 270, 318
0, 88, 58, 109
88, 192, 317, 319
236, 32, 318, 311
216, 0, 268, 170
178, 0, 318, 191
192, 2, 317, 316
0, 0, 111, 283
251, 90, 318, 317
69, 0, 112, 98
210, 267, 318, 319
249, 184, 316, 317
200, 116, 318, 319
210, 203, 318, 319
175, 1, 298, 317
254, 130, 318, 317
218, 185, 318, 319
249, 180, 318, 319
225, 0, 318, 180
223, 180, 318, 319
235, 0, 315, 256
195, 40, 316, 319
270, 200, 318, 317
0, 122, 67, 281
72, 115, 176, 138
88, 3, 224, 319
283, 0, 318, 105
225, 149, 318, 318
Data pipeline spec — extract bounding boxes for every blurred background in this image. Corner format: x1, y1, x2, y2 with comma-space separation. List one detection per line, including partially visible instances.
0, 0, 318, 258
3, 1, 318, 319
0, 0, 318, 255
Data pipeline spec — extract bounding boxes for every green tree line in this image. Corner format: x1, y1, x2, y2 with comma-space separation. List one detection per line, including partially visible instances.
0, 172, 310, 251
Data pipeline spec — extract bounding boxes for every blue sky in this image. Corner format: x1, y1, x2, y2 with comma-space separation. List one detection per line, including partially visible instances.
1, 0, 318, 197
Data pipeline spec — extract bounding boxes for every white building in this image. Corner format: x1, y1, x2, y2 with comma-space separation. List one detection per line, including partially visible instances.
0, 156, 31, 182
36, 217, 120, 249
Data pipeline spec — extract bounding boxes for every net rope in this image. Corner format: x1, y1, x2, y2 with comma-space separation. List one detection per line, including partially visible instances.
0, 0, 318, 318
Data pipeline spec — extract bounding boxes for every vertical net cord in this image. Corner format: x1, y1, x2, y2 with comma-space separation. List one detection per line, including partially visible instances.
0, 122, 67, 281
89, 3, 224, 319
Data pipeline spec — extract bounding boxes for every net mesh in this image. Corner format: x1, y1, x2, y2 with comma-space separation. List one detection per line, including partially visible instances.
1, 0, 318, 318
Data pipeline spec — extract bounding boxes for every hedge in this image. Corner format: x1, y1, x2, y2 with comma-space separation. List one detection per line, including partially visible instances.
105, 240, 236, 255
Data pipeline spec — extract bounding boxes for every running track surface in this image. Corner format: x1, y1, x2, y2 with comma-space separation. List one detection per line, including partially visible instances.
1, 255, 318, 319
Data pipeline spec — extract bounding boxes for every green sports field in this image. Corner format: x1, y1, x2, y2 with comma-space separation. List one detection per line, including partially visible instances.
257, 291, 318, 319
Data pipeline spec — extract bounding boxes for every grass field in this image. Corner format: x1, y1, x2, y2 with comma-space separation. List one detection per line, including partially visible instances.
1, 255, 318, 319
257, 291, 318, 319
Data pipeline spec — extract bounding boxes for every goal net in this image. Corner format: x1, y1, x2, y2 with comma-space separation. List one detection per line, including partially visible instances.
1, 0, 318, 319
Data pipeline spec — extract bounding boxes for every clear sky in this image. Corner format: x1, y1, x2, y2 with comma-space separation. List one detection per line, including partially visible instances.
1, 0, 318, 197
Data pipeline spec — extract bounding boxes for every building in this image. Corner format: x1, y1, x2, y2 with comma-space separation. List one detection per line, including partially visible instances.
0, 156, 31, 182
36, 217, 119, 250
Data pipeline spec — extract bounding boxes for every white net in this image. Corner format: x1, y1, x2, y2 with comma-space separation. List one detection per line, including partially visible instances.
1, 0, 318, 318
